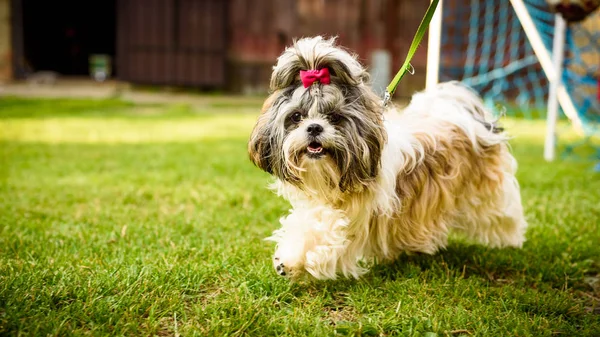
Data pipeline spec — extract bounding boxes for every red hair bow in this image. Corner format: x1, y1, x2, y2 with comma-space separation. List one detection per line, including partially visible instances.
300, 68, 331, 88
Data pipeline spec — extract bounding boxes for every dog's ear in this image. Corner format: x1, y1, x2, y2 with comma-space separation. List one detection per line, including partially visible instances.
337, 124, 385, 192
248, 93, 278, 173
335, 85, 387, 192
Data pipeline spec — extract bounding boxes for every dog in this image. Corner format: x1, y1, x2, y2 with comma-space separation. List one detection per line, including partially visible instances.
248, 36, 527, 280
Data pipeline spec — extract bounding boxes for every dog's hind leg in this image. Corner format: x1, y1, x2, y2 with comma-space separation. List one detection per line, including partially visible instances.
484, 173, 528, 248
452, 171, 527, 248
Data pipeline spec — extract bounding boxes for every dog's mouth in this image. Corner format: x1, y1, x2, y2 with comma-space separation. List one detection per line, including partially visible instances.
306, 141, 325, 158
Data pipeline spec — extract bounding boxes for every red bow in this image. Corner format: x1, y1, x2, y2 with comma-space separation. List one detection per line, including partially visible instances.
300, 68, 331, 88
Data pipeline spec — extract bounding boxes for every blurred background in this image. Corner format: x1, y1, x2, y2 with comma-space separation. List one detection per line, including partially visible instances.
0, 0, 431, 97
0, 0, 598, 139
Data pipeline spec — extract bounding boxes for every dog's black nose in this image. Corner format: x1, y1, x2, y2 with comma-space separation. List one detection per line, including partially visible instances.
307, 123, 323, 136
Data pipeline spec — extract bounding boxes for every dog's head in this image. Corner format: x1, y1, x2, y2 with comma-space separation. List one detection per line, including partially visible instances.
248, 37, 386, 195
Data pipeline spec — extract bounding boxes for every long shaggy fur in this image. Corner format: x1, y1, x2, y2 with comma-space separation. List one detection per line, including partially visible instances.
248, 36, 527, 280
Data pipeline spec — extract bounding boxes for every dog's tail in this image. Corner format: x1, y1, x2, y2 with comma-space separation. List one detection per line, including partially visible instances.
405, 81, 505, 134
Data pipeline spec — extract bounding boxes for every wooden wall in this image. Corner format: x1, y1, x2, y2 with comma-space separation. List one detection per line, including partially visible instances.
227, 0, 430, 96
0, 0, 11, 82
117, 0, 227, 87
112, 0, 431, 95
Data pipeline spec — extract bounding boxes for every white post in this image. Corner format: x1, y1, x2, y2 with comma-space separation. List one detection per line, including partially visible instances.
426, 0, 443, 90
544, 14, 566, 162
509, 0, 583, 132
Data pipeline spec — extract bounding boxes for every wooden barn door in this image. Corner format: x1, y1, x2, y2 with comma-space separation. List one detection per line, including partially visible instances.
117, 0, 227, 87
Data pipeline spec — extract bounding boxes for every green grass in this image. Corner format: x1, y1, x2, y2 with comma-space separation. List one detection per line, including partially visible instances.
1, 97, 599, 336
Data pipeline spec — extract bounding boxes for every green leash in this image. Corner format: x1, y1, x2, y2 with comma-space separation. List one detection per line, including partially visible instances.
383, 0, 440, 106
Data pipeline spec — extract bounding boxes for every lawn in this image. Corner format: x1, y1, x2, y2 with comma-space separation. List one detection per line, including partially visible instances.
0, 97, 599, 336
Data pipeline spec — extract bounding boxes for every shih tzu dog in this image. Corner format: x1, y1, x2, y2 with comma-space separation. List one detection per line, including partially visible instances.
248, 36, 527, 280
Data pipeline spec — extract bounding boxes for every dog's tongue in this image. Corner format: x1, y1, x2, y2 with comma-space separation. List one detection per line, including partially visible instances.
308, 143, 323, 153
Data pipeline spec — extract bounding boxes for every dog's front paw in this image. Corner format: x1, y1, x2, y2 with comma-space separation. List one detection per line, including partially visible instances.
273, 248, 305, 279
273, 257, 290, 277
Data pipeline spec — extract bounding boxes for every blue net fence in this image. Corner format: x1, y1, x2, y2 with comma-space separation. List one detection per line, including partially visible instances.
439, 0, 599, 136
565, 9, 600, 135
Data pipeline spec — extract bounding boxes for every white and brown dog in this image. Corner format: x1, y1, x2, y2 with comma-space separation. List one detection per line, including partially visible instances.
248, 36, 527, 280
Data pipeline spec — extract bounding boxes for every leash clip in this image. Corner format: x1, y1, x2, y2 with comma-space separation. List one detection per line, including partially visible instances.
383, 0, 438, 106
382, 91, 391, 107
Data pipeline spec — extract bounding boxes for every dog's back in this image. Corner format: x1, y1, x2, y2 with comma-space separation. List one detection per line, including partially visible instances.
380, 82, 527, 253
402, 81, 504, 133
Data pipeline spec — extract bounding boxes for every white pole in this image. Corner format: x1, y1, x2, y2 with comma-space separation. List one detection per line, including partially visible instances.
544, 14, 566, 162
509, 0, 583, 132
426, 0, 443, 90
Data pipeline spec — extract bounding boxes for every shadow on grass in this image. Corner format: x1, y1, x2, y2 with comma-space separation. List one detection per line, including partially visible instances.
380, 242, 598, 293
290, 240, 599, 305
280, 242, 599, 334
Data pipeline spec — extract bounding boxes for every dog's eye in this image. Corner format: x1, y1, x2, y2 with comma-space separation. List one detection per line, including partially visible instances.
291, 112, 303, 123
329, 113, 342, 123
